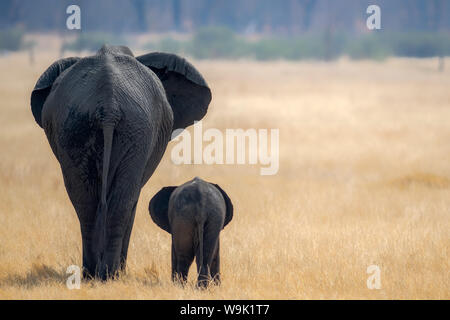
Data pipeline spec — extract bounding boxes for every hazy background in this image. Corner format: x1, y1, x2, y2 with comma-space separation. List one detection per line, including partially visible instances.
1, 0, 449, 62
2, 0, 450, 33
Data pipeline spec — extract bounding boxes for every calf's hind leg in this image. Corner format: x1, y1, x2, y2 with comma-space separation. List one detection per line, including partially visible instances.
171, 220, 195, 284
196, 223, 221, 287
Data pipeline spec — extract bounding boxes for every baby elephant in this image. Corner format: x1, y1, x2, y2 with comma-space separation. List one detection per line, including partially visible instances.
149, 177, 233, 287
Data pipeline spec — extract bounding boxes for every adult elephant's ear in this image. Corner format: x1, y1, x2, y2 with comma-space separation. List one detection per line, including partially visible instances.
31, 57, 80, 128
136, 52, 212, 133
149, 186, 177, 233
212, 184, 234, 228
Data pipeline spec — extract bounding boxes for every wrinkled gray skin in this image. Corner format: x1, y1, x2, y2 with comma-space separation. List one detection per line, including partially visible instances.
149, 177, 233, 287
30, 45, 211, 280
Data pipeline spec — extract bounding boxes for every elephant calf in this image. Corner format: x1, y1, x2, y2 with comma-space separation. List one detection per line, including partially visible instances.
149, 177, 233, 287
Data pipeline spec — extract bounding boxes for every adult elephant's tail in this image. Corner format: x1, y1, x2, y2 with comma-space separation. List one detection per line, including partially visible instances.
94, 125, 114, 275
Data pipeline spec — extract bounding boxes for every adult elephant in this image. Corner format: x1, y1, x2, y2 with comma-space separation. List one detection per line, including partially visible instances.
30, 45, 211, 280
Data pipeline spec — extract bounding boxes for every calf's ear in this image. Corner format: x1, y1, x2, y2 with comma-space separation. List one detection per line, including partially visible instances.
30, 57, 80, 128
149, 186, 177, 233
212, 184, 234, 228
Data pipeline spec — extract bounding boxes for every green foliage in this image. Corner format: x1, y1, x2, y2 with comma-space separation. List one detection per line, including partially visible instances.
145, 37, 187, 54
0, 27, 25, 51
147, 28, 450, 61
62, 32, 126, 52
145, 27, 251, 59
157, 37, 185, 53
387, 33, 450, 57
345, 34, 392, 60
345, 33, 450, 60
188, 26, 248, 59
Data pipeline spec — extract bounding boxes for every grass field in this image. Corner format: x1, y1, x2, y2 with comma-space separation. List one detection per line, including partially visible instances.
0, 50, 449, 299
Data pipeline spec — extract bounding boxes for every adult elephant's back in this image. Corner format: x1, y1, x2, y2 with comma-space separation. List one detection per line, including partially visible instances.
41, 49, 173, 199
30, 45, 211, 279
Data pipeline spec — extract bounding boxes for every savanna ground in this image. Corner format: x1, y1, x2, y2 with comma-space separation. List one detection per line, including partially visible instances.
0, 47, 449, 299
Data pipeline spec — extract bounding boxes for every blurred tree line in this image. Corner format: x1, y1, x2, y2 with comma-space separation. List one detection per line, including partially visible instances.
146, 27, 450, 60
1, 0, 449, 33
0, 0, 449, 62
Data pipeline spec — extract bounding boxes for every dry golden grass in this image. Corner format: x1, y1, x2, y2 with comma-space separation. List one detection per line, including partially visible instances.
0, 51, 449, 299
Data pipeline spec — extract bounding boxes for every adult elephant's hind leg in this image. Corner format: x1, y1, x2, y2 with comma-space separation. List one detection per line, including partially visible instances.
66, 193, 98, 280
101, 195, 141, 278
97, 152, 147, 280
80, 221, 96, 279
119, 201, 138, 273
